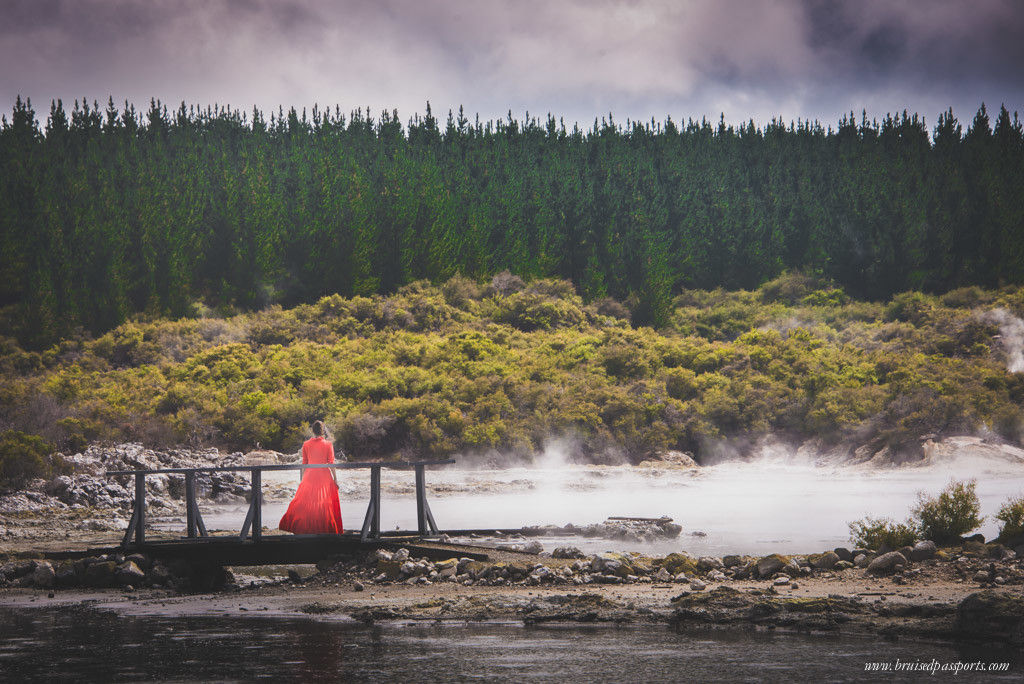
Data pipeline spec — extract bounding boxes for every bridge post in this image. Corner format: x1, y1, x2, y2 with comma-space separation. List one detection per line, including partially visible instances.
415, 464, 439, 535
133, 472, 146, 544
185, 472, 196, 538
360, 465, 381, 542
239, 468, 263, 541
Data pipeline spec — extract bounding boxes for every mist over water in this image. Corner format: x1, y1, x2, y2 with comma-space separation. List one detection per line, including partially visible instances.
199, 437, 1024, 557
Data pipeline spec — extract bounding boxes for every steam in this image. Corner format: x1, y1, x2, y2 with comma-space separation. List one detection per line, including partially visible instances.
986, 308, 1024, 373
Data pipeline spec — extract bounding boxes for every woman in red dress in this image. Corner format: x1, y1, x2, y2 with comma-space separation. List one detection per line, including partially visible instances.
279, 421, 344, 534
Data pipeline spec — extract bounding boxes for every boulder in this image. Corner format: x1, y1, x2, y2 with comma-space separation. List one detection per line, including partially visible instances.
391, 548, 410, 563
956, 591, 1024, 645
756, 554, 788, 578
522, 541, 545, 554
55, 562, 79, 587
833, 547, 853, 562
654, 568, 672, 582
660, 553, 697, 576
463, 561, 491, 580
0, 560, 34, 582
834, 560, 854, 570
83, 561, 117, 587
552, 546, 585, 559
853, 554, 870, 569
722, 555, 744, 568
30, 561, 55, 588
374, 549, 393, 562
961, 540, 988, 558
867, 551, 908, 574
149, 564, 173, 586
697, 556, 724, 571
689, 578, 707, 591
808, 552, 839, 570
116, 561, 146, 587
782, 560, 803, 577
376, 560, 404, 580
909, 540, 936, 562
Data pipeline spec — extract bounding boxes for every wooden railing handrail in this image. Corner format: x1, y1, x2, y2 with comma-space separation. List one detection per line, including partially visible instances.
105, 459, 454, 476
108, 459, 454, 546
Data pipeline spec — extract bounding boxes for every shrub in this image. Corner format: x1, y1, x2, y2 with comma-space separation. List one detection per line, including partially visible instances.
911, 479, 984, 543
441, 274, 481, 308
488, 270, 525, 297
847, 516, 918, 550
759, 271, 825, 304
0, 430, 60, 492
995, 494, 1024, 541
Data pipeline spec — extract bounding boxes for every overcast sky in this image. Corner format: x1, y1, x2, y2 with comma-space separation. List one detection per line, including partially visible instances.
2, 0, 1023, 131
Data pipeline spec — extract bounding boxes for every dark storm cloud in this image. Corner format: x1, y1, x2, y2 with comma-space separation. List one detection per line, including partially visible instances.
1, 0, 1021, 130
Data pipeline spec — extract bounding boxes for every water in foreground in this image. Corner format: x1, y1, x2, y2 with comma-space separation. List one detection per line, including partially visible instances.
0, 605, 1020, 682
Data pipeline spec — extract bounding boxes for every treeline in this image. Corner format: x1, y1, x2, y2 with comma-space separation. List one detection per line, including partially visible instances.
1, 96, 1023, 348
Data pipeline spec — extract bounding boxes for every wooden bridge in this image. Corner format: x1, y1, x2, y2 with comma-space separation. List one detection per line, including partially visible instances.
103, 459, 458, 565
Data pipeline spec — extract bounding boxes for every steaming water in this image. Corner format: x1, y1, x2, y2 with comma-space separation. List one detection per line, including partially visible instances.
1, 606, 1021, 682
185, 438, 1024, 556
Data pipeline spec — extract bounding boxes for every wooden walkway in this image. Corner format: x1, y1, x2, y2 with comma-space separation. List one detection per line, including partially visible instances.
103, 460, 455, 565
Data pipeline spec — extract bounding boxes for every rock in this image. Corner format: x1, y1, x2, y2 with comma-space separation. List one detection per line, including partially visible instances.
697, 556, 724, 571
376, 560, 404, 580
707, 570, 727, 582
853, 554, 870, 569
55, 562, 79, 587
391, 548, 410, 563
867, 551, 908, 574
782, 560, 802, 577
689, 578, 707, 591
956, 591, 1024, 645
660, 553, 697, 576
30, 561, 55, 588
124, 553, 151, 571
149, 564, 172, 586
833, 547, 853, 562
973, 571, 990, 583
374, 549, 393, 562
353, 581, 365, 592
463, 561, 491, 579
773, 576, 791, 586
961, 540, 988, 558
0, 560, 34, 582
673, 573, 689, 583
116, 561, 146, 587
83, 561, 117, 588
834, 561, 854, 570
552, 546, 585, 559
722, 555, 744, 568
522, 541, 545, 554
654, 568, 672, 582
809, 552, 839, 570
909, 540, 936, 562
756, 554, 787, 578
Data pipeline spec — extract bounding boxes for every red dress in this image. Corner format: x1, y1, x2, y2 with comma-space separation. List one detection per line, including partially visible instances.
279, 437, 344, 534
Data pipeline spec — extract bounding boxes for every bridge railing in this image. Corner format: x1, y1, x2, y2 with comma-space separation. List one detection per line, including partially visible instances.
106, 460, 454, 547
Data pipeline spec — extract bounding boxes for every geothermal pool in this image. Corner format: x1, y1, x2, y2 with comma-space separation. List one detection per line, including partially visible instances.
187, 437, 1024, 556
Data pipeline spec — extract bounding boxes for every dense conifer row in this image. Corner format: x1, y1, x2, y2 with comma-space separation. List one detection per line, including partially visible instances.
1, 96, 1022, 347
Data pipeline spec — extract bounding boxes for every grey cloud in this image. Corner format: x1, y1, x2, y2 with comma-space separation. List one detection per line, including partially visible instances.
0, 0, 1021, 130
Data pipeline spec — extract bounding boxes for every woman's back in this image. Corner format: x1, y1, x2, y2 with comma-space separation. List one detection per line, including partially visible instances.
302, 437, 334, 465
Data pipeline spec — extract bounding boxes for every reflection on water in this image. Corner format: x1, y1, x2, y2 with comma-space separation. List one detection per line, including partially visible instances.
0, 606, 1020, 682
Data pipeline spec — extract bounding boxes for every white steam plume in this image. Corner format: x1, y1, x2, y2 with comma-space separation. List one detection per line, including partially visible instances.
986, 308, 1024, 373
